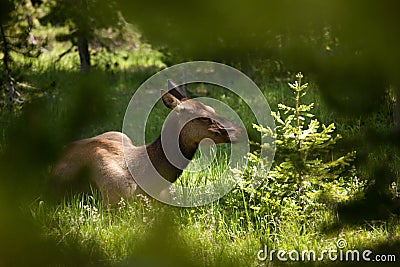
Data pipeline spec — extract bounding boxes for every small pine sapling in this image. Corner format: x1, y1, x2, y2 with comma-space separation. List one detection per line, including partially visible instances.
256, 73, 356, 207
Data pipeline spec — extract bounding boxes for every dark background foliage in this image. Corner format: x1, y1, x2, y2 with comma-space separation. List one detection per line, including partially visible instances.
0, 0, 399, 266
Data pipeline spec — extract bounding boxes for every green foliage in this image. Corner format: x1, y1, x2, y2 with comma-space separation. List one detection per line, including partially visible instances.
269, 72, 356, 196
0, 2, 398, 265
29, 0, 146, 73
0, 0, 39, 57
1, 57, 397, 264
0, 0, 43, 107
40, 0, 122, 42
228, 73, 361, 229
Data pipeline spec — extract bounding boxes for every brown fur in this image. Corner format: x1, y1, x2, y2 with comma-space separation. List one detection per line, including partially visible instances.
53, 87, 243, 205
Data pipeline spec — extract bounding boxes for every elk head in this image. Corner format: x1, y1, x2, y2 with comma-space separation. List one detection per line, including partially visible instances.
161, 81, 244, 149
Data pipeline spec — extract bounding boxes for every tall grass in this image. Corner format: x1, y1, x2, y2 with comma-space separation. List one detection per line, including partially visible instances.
30, 172, 400, 266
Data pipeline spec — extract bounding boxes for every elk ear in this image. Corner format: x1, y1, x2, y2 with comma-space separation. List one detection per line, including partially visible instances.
167, 79, 187, 100
161, 90, 181, 110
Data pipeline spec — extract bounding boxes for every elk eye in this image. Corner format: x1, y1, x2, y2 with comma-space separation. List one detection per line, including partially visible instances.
198, 117, 211, 122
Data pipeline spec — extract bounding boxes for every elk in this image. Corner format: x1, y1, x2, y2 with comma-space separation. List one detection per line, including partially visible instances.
53, 81, 244, 205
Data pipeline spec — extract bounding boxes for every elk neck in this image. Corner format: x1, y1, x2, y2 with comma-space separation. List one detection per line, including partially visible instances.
145, 125, 199, 183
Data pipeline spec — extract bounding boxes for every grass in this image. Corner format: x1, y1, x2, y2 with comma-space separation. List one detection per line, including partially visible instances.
30, 191, 400, 266
1, 25, 400, 266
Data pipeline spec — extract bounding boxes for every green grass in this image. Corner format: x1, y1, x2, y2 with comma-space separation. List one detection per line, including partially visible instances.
2, 25, 400, 266
30, 190, 400, 266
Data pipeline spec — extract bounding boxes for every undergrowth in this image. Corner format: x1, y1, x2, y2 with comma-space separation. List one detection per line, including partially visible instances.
1, 21, 398, 265
27, 73, 400, 266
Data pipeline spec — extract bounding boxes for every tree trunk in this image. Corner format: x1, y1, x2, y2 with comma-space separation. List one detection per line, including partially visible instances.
76, 0, 90, 73
0, 23, 16, 109
77, 34, 90, 73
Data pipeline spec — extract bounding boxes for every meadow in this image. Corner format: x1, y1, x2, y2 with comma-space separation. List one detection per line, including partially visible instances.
1, 25, 399, 267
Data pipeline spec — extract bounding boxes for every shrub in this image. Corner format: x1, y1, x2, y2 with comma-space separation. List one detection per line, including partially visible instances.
227, 73, 362, 229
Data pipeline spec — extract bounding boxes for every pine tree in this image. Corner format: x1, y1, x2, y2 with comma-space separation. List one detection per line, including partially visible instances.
40, 0, 123, 73
228, 73, 359, 225
255, 73, 356, 208
0, 0, 41, 108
